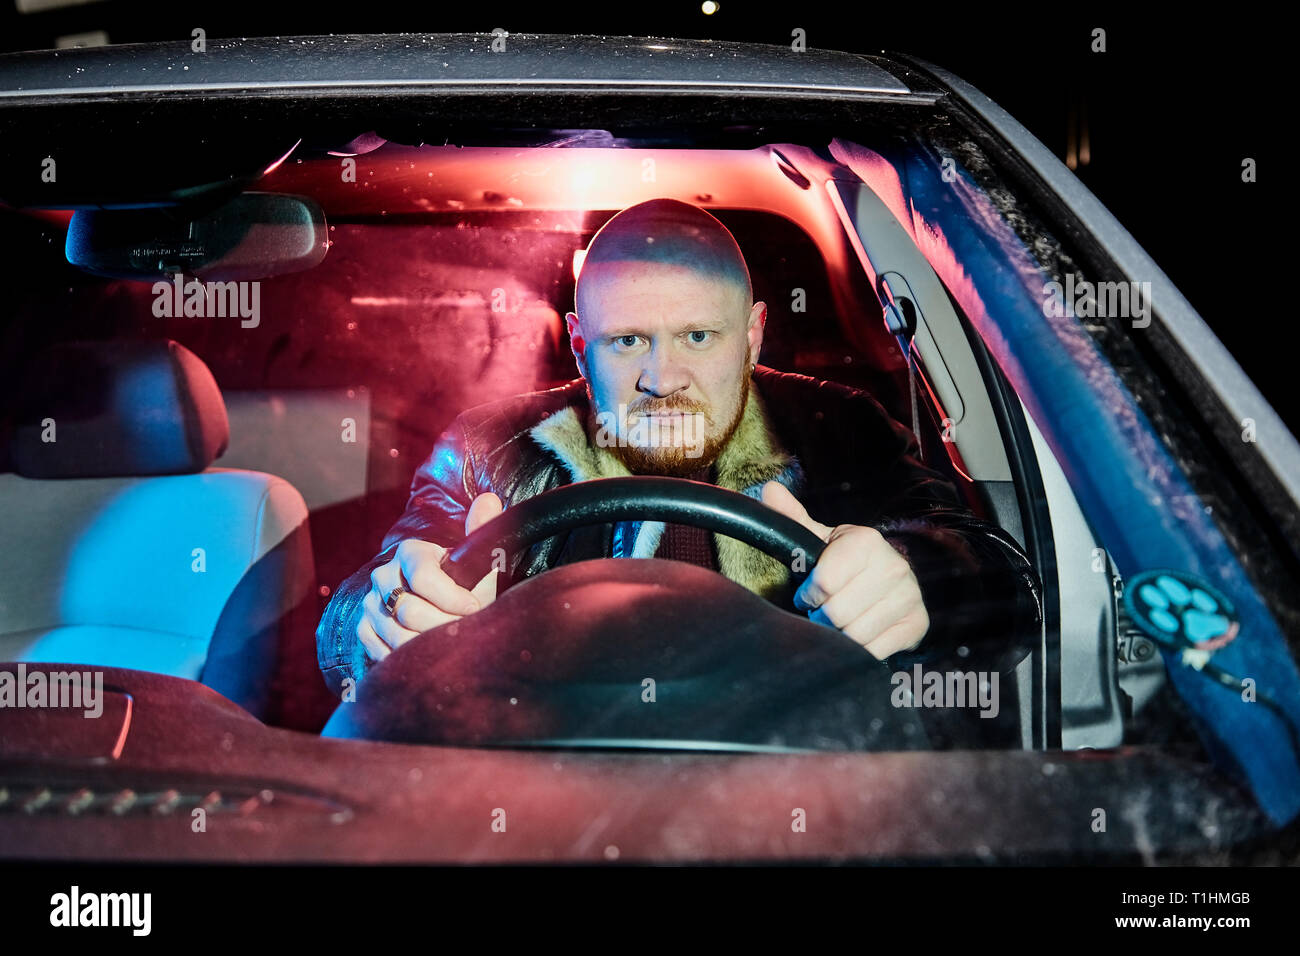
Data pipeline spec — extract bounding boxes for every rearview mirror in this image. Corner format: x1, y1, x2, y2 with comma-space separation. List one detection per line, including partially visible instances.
65, 192, 327, 281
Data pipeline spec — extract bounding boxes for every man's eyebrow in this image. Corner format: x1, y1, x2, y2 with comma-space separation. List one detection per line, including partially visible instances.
602, 319, 727, 338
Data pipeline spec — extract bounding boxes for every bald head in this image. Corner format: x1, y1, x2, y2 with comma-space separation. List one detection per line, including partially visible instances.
576, 199, 752, 319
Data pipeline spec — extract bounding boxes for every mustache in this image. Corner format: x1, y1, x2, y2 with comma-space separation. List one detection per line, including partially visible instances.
627, 396, 709, 417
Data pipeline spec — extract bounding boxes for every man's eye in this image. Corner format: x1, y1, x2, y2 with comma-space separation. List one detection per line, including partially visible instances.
613, 335, 642, 350
685, 331, 713, 346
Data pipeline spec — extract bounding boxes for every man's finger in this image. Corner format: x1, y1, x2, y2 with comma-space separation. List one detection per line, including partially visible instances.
390, 587, 464, 633
369, 554, 404, 601
357, 618, 391, 664
400, 546, 481, 616
858, 610, 930, 660
466, 492, 504, 536
363, 588, 420, 651
835, 587, 921, 651
470, 567, 500, 608
760, 481, 833, 542
794, 526, 898, 613
807, 563, 893, 629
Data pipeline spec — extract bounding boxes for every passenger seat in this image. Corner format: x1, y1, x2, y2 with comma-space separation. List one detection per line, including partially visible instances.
0, 339, 316, 721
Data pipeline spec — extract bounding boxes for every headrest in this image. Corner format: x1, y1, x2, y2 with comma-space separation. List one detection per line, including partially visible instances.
10, 340, 229, 479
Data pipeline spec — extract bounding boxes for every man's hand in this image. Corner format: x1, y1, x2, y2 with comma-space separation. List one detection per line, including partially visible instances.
357, 492, 504, 663
762, 481, 929, 659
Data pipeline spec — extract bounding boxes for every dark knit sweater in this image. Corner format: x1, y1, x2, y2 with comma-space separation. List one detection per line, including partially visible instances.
653, 466, 718, 570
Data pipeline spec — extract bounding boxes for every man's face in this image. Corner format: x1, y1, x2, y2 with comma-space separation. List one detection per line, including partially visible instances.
566, 259, 766, 476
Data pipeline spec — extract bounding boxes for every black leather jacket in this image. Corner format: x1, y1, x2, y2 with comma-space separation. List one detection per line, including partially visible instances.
317, 366, 1042, 696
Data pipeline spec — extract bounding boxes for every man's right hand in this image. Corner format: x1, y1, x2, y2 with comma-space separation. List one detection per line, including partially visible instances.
357, 492, 504, 663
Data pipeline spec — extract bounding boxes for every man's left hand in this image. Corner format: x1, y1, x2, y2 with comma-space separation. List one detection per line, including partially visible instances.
762, 481, 930, 659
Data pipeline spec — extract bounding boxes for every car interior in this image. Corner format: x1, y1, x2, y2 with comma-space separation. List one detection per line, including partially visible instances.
0, 134, 1168, 755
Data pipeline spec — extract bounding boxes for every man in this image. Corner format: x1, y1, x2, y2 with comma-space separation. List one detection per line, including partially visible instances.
317, 198, 1042, 697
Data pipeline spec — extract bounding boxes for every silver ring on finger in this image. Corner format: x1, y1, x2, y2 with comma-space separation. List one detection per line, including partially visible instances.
383, 585, 410, 617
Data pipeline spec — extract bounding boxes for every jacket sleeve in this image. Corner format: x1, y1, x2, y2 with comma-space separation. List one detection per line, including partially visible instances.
315, 418, 480, 696
801, 385, 1043, 676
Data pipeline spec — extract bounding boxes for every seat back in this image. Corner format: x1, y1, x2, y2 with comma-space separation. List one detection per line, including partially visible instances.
0, 340, 316, 720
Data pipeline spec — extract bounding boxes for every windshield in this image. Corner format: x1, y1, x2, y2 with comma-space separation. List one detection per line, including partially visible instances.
1, 128, 1297, 867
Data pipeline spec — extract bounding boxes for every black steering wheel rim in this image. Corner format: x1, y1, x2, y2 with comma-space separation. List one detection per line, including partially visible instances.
440, 476, 826, 589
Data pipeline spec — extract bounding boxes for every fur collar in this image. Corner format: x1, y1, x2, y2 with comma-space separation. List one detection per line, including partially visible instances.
529, 380, 805, 599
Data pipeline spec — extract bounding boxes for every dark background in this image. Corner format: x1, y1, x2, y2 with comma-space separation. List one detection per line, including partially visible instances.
0, 0, 1286, 427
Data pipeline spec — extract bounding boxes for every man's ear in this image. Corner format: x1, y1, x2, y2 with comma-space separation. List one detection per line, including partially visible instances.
565, 311, 589, 379
747, 301, 767, 367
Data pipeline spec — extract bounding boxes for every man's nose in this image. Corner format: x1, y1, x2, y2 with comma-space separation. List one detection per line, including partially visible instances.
636, 346, 691, 398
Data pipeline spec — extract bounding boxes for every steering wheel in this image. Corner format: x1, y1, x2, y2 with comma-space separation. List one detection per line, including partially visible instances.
439, 476, 826, 589
322, 477, 929, 752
